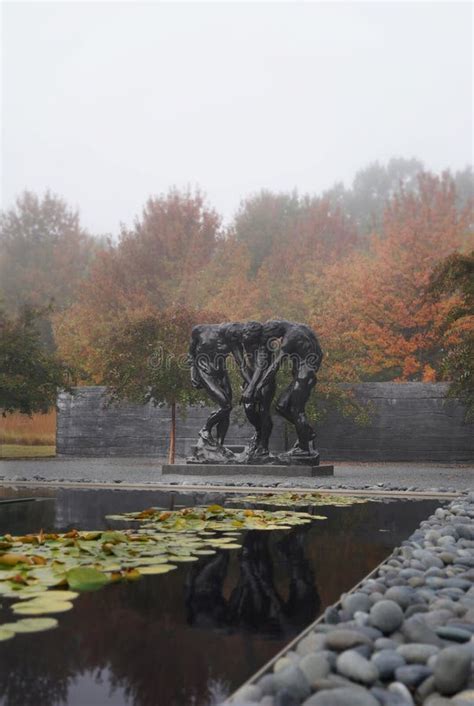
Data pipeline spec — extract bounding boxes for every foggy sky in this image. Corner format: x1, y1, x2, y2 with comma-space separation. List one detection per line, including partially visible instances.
2, 2, 472, 235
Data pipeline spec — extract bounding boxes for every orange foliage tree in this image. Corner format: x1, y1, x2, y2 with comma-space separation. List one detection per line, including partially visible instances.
51, 167, 473, 435
54, 188, 221, 379
306, 172, 473, 383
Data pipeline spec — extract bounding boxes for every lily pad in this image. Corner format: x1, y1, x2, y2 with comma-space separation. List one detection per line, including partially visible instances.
66, 567, 109, 592
16, 590, 79, 602
138, 565, 177, 575
0, 627, 14, 641
12, 600, 73, 615
3, 617, 58, 633
211, 543, 242, 550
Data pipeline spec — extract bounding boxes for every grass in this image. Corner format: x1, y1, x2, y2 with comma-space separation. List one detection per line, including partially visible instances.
0, 445, 56, 458
0, 411, 56, 446
0, 411, 56, 458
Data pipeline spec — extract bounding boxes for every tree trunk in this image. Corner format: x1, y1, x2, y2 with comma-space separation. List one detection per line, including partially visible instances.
167, 402, 176, 464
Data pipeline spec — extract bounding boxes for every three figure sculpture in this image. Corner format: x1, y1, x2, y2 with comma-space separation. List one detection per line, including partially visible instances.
188, 320, 323, 465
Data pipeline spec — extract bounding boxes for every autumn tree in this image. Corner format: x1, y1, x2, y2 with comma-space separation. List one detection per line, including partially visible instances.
428, 251, 474, 419
307, 172, 473, 383
0, 304, 74, 416
0, 191, 100, 313
54, 188, 221, 377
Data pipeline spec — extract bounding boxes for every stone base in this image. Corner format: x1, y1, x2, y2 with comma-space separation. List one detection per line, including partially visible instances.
162, 464, 334, 477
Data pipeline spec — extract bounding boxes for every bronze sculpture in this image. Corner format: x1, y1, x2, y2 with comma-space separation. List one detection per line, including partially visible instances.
242, 319, 323, 462
187, 319, 323, 465
188, 322, 250, 461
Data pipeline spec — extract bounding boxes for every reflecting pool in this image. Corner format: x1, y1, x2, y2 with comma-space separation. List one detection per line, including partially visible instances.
0, 486, 443, 706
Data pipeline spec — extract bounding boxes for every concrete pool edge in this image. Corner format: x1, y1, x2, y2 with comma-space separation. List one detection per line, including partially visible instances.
227, 493, 474, 706
0, 479, 464, 500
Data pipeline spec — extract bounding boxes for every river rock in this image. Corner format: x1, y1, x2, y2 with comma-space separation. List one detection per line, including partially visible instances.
302, 686, 380, 706
394, 664, 432, 688
414, 674, 436, 702
396, 643, 439, 663
371, 649, 406, 679
435, 625, 472, 643
384, 586, 417, 609
370, 600, 404, 634
272, 665, 310, 700
370, 687, 413, 705
452, 690, 474, 705
296, 632, 326, 656
336, 650, 379, 685
456, 525, 474, 541
401, 616, 443, 646
375, 638, 399, 650
342, 592, 372, 616
233, 684, 262, 702
298, 653, 330, 685
424, 696, 458, 706
434, 645, 472, 695
324, 629, 371, 651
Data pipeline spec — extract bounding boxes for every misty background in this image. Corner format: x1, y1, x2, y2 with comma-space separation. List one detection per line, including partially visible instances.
2, 1, 472, 236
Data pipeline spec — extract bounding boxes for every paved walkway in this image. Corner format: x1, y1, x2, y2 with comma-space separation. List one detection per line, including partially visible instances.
0, 457, 473, 492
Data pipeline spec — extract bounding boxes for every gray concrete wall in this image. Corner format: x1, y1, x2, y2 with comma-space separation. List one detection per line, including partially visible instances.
57, 383, 474, 461
317, 383, 473, 462
56, 386, 287, 458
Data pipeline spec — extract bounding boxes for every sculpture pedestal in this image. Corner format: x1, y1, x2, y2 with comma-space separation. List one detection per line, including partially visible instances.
162, 463, 334, 478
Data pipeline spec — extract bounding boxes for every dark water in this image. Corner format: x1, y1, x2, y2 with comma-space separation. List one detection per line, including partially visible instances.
0, 486, 443, 706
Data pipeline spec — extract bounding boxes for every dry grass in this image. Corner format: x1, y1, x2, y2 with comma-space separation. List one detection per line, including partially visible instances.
0, 444, 56, 458
0, 411, 56, 446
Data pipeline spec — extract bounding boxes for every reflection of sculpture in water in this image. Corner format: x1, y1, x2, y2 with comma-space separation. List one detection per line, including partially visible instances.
185, 527, 320, 637
187, 319, 323, 465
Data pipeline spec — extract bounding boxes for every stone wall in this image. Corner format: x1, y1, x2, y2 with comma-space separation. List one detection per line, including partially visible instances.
56, 383, 474, 461
317, 382, 473, 462
56, 386, 287, 458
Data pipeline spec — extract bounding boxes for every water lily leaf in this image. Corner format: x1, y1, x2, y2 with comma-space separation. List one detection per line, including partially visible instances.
0, 627, 14, 641
66, 567, 109, 592
0, 553, 33, 566
212, 543, 242, 550
207, 505, 224, 514
193, 549, 216, 555
16, 590, 79, 602
0, 569, 22, 581
3, 617, 58, 633
12, 600, 73, 615
82, 532, 102, 541
240, 492, 370, 508
101, 531, 128, 544
138, 565, 177, 575
167, 555, 198, 562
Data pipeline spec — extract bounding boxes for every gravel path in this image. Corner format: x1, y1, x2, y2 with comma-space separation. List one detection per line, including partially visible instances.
229, 494, 474, 706
0, 458, 473, 493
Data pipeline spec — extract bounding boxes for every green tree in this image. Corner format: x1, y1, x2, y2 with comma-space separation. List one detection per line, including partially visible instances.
0, 305, 74, 416
100, 307, 219, 463
428, 250, 474, 420
234, 190, 301, 273
324, 157, 424, 235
